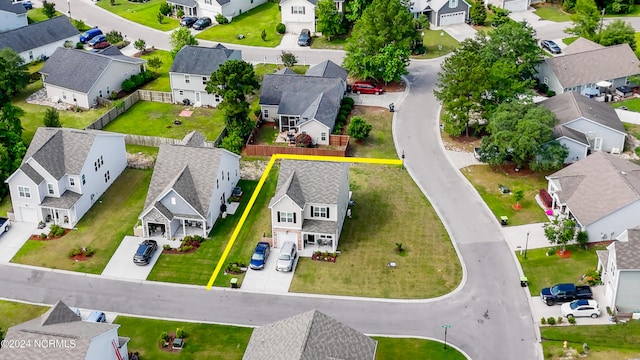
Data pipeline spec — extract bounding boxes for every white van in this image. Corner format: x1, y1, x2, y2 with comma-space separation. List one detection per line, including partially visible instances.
276, 241, 297, 272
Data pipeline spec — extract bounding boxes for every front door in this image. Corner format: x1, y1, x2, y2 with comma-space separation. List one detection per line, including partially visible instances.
594, 137, 603, 151
195, 91, 201, 104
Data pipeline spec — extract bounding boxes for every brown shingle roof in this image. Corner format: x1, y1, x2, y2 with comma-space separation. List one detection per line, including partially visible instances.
613, 228, 640, 269
562, 37, 604, 55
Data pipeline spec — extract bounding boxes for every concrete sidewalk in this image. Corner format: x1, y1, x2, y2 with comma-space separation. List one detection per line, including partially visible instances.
0, 221, 37, 263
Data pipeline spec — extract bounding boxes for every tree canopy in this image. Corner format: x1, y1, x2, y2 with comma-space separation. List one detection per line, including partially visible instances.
170, 27, 198, 58
0, 49, 29, 107
316, 0, 345, 41
598, 19, 636, 50
567, 0, 600, 40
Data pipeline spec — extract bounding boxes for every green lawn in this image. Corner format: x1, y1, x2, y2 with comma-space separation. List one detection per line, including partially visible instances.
541, 321, 640, 360
532, 4, 571, 22
140, 49, 173, 92
0, 194, 12, 217
413, 30, 459, 59
102, 101, 225, 140
0, 300, 48, 332
11, 169, 152, 273
126, 144, 160, 158
613, 97, 640, 111
312, 34, 349, 50
96, 0, 179, 32
347, 106, 397, 159
254, 64, 308, 78
516, 244, 603, 296
374, 337, 467, 360
27, 9, 64, 24
196, 2, 283, 47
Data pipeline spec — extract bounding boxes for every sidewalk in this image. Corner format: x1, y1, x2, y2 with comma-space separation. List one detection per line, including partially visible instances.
502, 223, 551, 254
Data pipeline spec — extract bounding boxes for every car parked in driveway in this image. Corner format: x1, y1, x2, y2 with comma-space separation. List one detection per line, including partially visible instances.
86, 310, 106, 323
540, 40, 561, 54
297, 28, 311, 46
561, 299, 601, 318
250, 242, 270, 270
79, 28, 103, 43
352, 81, 384, 95
133, 239, 158, 265
88, 34, 107, 47
192, 17, 212, 30
275, 241, 297, 272
180, 16, 197, 27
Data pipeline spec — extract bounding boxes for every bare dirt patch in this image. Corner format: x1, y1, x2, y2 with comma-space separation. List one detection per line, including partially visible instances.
442, 134, 481, 152
240, 159, 269, 180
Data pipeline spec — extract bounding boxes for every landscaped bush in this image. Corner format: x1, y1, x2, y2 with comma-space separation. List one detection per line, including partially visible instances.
163, 244, 171, 250
179, 245, 194, 252
333, 124, 343, 134
275, 23, 286, 34
536, 82, 549, 94
121, 79, 136, 92
85, 247, 95, 257
342, 97, 354, 107
340, 102, 353, 112
176, 328, 186, 338
546, 90, 556, 97
583, 269, 602, 286
337, 113, 347, 124
40, 233, 47, 239
567, 316, 576, 324
159, 2, 172, 16
540, 317, 546, 325
347, 116, 373, 140
105, 30, 123, 44
539, 189, 553, 208
215, 14, 229, 24
176, 7, 184, 18
121, 70, 155, 92
75, 42, 84, 49
159, 331, 170, 347
547, 317, 556, 325
49, 224, 65, 237
557, 316, 563, 324
295, 133, 313, 147
339, 109, 350, 118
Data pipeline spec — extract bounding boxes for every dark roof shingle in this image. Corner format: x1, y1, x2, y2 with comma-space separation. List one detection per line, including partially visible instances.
0, 16, 79, 54
169, 45, 239, 76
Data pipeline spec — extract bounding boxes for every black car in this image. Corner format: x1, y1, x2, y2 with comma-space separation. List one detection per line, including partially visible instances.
297, 28, 311, 46
180, 16, 197, 27
192, 17, 212, 30
133, 239, 158, 265
540, 40, 561, 54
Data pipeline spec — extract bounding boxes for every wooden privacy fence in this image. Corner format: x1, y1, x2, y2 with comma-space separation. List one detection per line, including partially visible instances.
85, 91, 139, 130
138, 89, 173, 103
244, 134, 349, 157
125, 134, 216, 148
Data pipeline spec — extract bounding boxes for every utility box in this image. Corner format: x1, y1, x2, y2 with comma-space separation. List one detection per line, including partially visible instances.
520, 276, 528, 287
230, 278, 238, 289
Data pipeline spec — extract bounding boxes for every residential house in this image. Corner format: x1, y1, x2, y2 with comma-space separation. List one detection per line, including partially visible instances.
5, 128, 127, 228
259, 60, 347, 146
597, 228, 640, 315
167, 0, 266, 23
536, 38, 640, 96
0, 16, 80, 63
138, 131, 240, 240
486, 0, 529, 11
39, 46, 146, 109
169, 44, 241, 107
409, 0, 470, 26
243, 309, 377, 360
0, 0, 27, 33
539, 92, 626, 163
0, 300, 129, 360
268, 160, 350, 253
545, 152, 640, 242
279, 0, 344, 34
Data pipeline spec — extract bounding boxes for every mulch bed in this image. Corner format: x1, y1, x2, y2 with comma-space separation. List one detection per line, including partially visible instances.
162, 247, 198, 254
29, 228, 72, 241
70, 253, 94, 261
382, 80, 406, 92
557, 250, 572, 258
158, 332, 184, 353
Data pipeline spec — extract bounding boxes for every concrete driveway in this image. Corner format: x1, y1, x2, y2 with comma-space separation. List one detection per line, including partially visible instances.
0, 221, 36, 262
529, 285, 612, 325
436, 23, 477, 42
240, 249, 295, 294
101, 236, 176, 280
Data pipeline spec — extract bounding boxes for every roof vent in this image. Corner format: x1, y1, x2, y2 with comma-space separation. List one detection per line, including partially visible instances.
621, 171, 627, 175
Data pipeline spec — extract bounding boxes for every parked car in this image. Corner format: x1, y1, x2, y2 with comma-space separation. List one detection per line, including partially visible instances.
86, 310, 106, 323
297, 28, 311, 46
540, 283, 593, 306
80, 28, 103, 43
0, 217, 9, 235
22, 1, 33, 10
540, 40, 561, 54
561, 299, 601, 319
133, 239, 158, 265
68, 306, 82, 318
192, 17, 212, 30
352, 81, 384, 95
180, 16, 197, 27
249, 242, 270, 270
91, 41, 110, 50
275, 241, 297, 272
88, 34, 107, 47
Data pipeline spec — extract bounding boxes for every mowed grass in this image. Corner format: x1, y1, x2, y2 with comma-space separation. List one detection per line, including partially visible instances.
27, 9, 64, 23
540, 321, 640, 360
0, 300, 48, 331
96, 0, 179, 31
347, 106, 397, 159
312, 34, 349, 50
532, 4, 571, 22
11, 169, 152, 273
102, 101, 224, 140
412, 29, 459, 59
140, 49, 173, 92
374, 337, 466, 360
461, 165, 550, 226
613, 95, 640, 112
517, 244, 603, 295
0, 194, 12, 217
290, 163, 462, 299
196, 2, 283, 47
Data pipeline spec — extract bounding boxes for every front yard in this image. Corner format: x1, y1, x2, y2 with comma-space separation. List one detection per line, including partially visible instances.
11, 169, 152, 274
96, 0, 179, 31
412, 30, 459, 59
0, 300, 48, 332
347, 106, 397, 159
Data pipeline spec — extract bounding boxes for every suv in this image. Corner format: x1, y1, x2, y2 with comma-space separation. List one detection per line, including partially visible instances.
298, 29, 311, 46
249, 242, 270, 270
540, 40, 561, 54
192, 17, 212, 30
275, 241, 297, 272
80, 28, 103, 44
561, 299, 600, 318
180, 17, 197, 27
352, 81, 384, 95
133, 239, 158, 265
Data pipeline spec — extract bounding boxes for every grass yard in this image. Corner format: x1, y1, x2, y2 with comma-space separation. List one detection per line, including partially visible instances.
290, 163, 462, 298
96, 0, 179, 32
147, 180, 260, 285
413, 30, 459, 59
254, 64, 308, 78
0, 300, 48, 332
11, 169, 152, 273
532, 4, 571, 22
312, 34, 349, 50
516, 244, 603, 295
103, 101, 224, 140
613, 97, 640, 112
461, 165, 550, 226
540, 321, 640, 360
196, 2, 283, 47
126, 144, 160, 158
347, 106, 397, 159
374, 337, 466, 360
140, 49, 173, 92
0, 194, 12, 217
27, 9, 64, 23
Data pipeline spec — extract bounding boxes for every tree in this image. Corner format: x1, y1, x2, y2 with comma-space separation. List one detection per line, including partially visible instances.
157, 12, 165, 24
0, 104, 26, 198
42, 0, 56, 19
567, 0, 600, 40
469, 0, 487, 26
170, 27, 198, 58
413, 14, 430, 30
345, 0, 373, 22
159, 2, 172, 16
0, 103, 24, 136
598, 19, 636, 50
316, 0, 344, 41
512, 189, 524, 210
343, 0, 415, 81
43, 108, 62, 127
279, 51, 297, 67
105, 30, 123, 44
176, 7, 184, 18
347, 116, 373, 140
0, 49, 29, 107
220, 131, 244, 154
146, 56, 163, 72
544, 215, 577, 253
134, 39, 147, 53
529, 141, 568, 172
205, 60, 259, 137
260, 29, 267, 42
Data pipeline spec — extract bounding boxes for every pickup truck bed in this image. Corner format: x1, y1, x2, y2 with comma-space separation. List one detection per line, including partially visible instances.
540, 283, 593, 306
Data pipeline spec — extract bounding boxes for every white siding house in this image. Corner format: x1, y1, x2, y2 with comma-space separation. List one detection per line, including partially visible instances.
280, 0, 317, 34
0, 16, 79, 63
167, 0, 267, 22
410, 0, 470, 26
0, 1, 27, 32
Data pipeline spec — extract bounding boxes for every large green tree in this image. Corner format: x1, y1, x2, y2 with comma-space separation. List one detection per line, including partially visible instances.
544, 215, 577, 253
567, 0, 600, 40
598, 19, 636, 50
469, 0, 487, 25
0, 104, 26, 198
170, 27, 198, 58
0, 49, 29, 107
343, 0, 415, 81
344, 0, 373, 22
316, 0, 344, 41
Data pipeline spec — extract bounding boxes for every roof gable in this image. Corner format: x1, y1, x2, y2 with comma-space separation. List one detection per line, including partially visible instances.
41, 301, 81, 326
613, 228, 640, 269
562, 37, 604, 55
269, 172, 305, 209
540, 92, 626, 133
170, 45, 239, 76
305, 60, 347, 81
0, 16, 79, 54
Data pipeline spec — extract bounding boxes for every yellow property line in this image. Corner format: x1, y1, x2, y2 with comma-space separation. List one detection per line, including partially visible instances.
206, 154, 403, 290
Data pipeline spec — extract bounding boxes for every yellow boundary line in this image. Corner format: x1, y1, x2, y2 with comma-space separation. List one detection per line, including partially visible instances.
206, 154, 402, 290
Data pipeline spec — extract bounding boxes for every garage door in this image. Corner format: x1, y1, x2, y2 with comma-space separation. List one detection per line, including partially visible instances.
276, 231, 298, 248
439, 12, 466, 26
286, 22, 313, 35
503, 0, 528, 12
19, 207, 38, 223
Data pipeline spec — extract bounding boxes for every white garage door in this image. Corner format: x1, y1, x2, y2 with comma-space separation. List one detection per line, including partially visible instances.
276, 231, 298, 248
19, 207, 38, 223
286, 22, 313, 35
503, 0, 528, 12
439, 12, 466, 26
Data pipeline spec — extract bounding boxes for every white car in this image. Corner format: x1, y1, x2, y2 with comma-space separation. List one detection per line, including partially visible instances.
561, 299, 600, 318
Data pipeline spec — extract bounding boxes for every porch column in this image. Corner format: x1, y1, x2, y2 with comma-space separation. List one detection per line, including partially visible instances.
201, 222, 206, 238
182, 219, 186, 238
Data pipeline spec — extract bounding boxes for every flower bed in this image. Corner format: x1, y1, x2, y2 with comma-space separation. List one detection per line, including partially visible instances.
162, 235, 205, 254
311, 251, 337, 262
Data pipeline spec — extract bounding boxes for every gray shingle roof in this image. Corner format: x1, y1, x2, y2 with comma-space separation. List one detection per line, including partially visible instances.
561, 37, 604, 55
553, 125, 588, 145
275, 67, 297, 75
41, 189, 82, 209
269, 172, 305, 209
303, 219, 337, 233
181, 130, 206, 147
540, 92, 626, 134
20, 162, 44, 184
40, 47, 144, 93
305, 60, 347, 82
167, 0, 197, 7
0, 0, 26, 14
0, 16, 78, 54
547, 152, 640, 225
614, 228, 640, 269
243, 310, 377, 360
169, 45, 239, 76
543, 43, 639, 89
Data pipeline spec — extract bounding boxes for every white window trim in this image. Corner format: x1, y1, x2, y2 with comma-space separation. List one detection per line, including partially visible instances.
281, 212, 294, 223
18, 186, 31, 198
185, 74, 190, 84
47, 183, 55, 195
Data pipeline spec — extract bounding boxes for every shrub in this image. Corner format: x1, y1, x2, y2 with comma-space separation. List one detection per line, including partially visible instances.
347, 116, 373, 140
337, 114, 347, 124
40, 233, 47, 239
220, 131, 244, 154
67, 247, 83, 258
275, 22, 286, 34
134, 38, 146, 53
85, 247, 95, 257
576, 231, 589, 249
539, 189, 553, 208
261, 29, 267, 42
540, 317, 546, 325
73, 19, 90, 32
557, 316, 563, 324
159, 331, 170, 346
537, 82, 549, 94
546, 90, 556, 97
583, 268, 602, 286
546, 317, 556, 325
163, 244, 171, 250
333, 124, 343, 134
121, 79, 136, 92
159, 2, 172, 16
342, 97, 354, 107
216, 14, 229, 24
147, 56, 163, 71
339, 109, 350, 118
192, 235, 205, 243
295, 133, 313, 147
176, 7, 184, 18
50, 224, 65, 237
105, 30, 124, 44
44, 108, 62, 127
180, 245, 194, 252
340, 103, 352, 112
176, 328, 186, 338
157, 12, 165, 24
568, 317, 576, 324
75, 42, 84, 49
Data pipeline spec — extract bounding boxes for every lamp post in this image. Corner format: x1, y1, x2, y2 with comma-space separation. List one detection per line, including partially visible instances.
524, 230, 530, 259
67, 0, 71, 20
442, 324, 452, 349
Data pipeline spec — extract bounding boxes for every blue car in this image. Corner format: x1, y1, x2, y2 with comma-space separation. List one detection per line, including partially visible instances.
88, 34, 107, 47
249, 242, 270, 270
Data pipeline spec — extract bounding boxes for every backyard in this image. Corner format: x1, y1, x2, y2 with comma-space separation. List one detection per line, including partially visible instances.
541, 321, 640, 359
196, 2, 283, 47
347, 106, 397, 159
11, 169, 152, 273
140, 49, 173, 92
96, 0, 179, 31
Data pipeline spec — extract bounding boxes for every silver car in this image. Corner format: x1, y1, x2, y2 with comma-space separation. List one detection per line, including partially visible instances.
276, 241, 297, 272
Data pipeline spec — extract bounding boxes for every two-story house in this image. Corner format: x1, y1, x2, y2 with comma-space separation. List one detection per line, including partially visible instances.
39, 46, 146, 109
0, 16, 79, 63
0, 0, 27, 33
169, 44, 242, 107
167, 0, 266, 23
268, 160, 350, 253
138, 131, 240, 240
5, 128, 127, 228
409, 0, 470, 26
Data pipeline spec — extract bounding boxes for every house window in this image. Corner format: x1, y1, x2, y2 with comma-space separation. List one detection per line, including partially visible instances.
99, 90, 103, 98
312, 206, 329, 218
69, 177, 75, 186
62, 91, 67, 100
279, 211, 295, 223
449, 0, 458, 7
626, 78, 631, 85
100, 155, 103, 165
82, 174, 86, 185
292, 5, 305, 14
29, 51, 33, 60
104, 170, 110, 183
72, 94, 77, 102
106, 86, 110, 94
185, 75, 190, 84
543, 77, 549, 85
214, 94, 221, 102
202, 76, 207, 85
179, 90, 184, 96
47, 184, 54, 195
263, 109, 269, 118
227, 171, 230, 181
18, 186, 31, 198
205, 0, 211, 4
321, 132, 326, 141
171, 197, 176, 205
216, 179, 219, 189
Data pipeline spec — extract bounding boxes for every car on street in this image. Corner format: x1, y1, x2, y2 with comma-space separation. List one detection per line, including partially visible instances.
352, 81, 384, 95
88, 34, 107, 47
22, 1, 32, 10
561, 299, 601, 318
249, 242, 270, 270
180, 16, 197, 27
86, 310, 106, 323
275, 241, 297, 272
133, 239, 158, 265
540, 40, 561, 54
297, 28, 311, 46
192, 17, 212, 30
